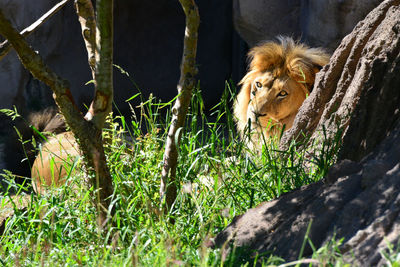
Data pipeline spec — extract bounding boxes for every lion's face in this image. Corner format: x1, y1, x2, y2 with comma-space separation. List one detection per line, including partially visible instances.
246, 72, 308, 132
233, 37, 330, 147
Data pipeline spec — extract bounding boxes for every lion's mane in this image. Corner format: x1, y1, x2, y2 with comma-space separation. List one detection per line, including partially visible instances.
233, 37, 330, 146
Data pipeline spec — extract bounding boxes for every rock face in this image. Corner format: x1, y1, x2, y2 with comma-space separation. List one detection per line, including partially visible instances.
281, 0, 400, 162
212, 1, 400, 265
303, 0, 383, 51
233, 0, 302, 47
0, 0, 233, 115
233, 0, 382, 51
212, 123, 400, 265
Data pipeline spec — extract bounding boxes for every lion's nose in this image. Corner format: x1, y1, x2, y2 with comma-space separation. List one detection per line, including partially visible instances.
252, 111, 267, 119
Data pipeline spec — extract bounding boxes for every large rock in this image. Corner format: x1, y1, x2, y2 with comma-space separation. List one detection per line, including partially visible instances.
234, 0, 381, 51
303, 0, 382, 51
232, 0, 302, 47
212, 122, 400, 265
281, 0, 400, 161
212, 1, 400, 265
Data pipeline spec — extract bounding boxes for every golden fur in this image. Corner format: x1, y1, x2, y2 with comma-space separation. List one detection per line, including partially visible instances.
3, 107, 68, 184
233, 37, 330, 148
31, 131, 80, 194
3, 107, 81, 194
29, 109, 80, 194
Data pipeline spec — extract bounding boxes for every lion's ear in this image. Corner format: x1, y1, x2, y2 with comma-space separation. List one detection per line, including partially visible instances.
233, 70, 257, 132
304, 48, 330, 89
292, 48, 330, 92
305, 48, 330, 70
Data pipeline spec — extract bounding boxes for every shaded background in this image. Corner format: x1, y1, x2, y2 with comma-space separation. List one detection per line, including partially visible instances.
0, 0, 381, 124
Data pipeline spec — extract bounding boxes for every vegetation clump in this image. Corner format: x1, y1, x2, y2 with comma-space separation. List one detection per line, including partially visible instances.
0, 84, 348, 266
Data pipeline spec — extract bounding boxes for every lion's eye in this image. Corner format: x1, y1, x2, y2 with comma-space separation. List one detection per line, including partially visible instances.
277, 90, 288, 97
255, 81, 262, 89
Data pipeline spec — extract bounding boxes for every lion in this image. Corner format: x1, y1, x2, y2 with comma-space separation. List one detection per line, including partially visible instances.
233, 37, 330, 149
28, 108, 81, 194
31, 131, 80, 195
3, 107, 80, 194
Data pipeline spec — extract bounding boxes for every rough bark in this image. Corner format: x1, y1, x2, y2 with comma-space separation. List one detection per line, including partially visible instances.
211, 1, 400, 265
87, 0, 114, 130
160, 0, 199, 210
280, 0, 400, 162
74, 0, 96, 76
0, 0, 71, 61
0, 0, 114, 228
80, 0, 115, 227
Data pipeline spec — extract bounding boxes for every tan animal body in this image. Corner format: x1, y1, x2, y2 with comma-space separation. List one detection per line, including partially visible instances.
233, 37, 330, 149
4, 107, 82, 194
31, 131, 81, 194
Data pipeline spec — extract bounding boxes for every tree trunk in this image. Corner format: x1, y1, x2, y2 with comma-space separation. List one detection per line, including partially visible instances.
74, 0, 96, 76
0, 0, 115, 229
160, 0, 200, 211
83, 0, 115, 227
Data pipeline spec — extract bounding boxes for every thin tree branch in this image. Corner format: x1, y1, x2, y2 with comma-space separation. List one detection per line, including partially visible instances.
160, 0, 200, 211
0, 5, 114, 229
278, 258, 320, 267
74, 0, 96, 76
85, 0, 114, 130
74, 0, 115, 224
0, 0, 71, 61
86, 0, 115, 227
0, 8, 82, 128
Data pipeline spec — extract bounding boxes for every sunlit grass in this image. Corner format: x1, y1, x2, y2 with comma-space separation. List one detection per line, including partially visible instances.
0, 81, 346, 266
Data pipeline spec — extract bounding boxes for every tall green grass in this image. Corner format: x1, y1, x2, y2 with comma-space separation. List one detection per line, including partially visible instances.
0, 81, 344, 266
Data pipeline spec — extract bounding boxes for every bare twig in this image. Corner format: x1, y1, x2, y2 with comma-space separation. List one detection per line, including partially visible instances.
160, 0, 200, 211
278, 258, 320, 267
74, 0, 96, 76
0, 9, 81, 123
0, 0, 71, 61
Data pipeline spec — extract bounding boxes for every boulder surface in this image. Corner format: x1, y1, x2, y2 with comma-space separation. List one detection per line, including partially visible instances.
212, 1, 400, 265
233, 0, 382, 51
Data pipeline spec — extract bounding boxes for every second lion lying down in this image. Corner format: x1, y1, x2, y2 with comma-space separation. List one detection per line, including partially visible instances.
233, 37, 330, 149
3, 107, 80, 195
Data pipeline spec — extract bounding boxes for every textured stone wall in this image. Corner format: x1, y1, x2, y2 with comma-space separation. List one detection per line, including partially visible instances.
212, 1, 400, 265
233, 0, 382, 51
